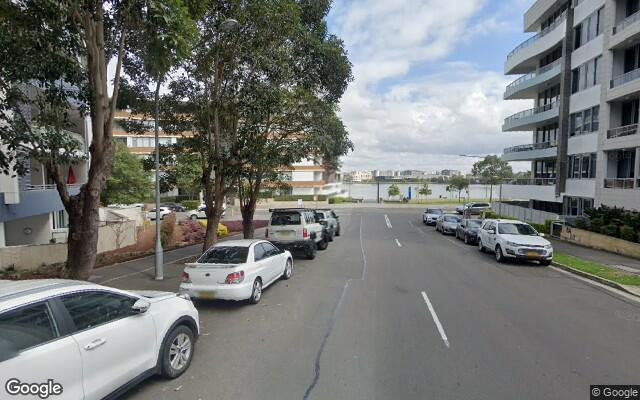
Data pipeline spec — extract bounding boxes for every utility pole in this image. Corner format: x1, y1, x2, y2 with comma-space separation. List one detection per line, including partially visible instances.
154, 81, 163, 281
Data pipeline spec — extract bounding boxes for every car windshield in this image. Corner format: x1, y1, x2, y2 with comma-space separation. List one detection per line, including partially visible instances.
498, 223, 538, 236
444, 216, 460, 223
467, 220, 482, 228
427, 209, 443, 215
271, 212, 301, 225
197, 246, 249, 264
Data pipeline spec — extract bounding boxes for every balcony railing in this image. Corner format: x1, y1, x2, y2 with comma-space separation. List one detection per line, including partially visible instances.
507, 12, 566, 60
24, 184, 83, 191
505, 178, 556, 186
607, 123, 638, 139
504, 60, 562, 98
504, 141, 557, 154
613, 10, 640, 35
604, 178, 636, 189
504, 101, 559, 125
610, 68, 640, 88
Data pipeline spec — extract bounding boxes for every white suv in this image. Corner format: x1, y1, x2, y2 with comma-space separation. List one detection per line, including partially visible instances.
477, 219, 553, 265
266, 208, 329, 259
0, 280, 199, 400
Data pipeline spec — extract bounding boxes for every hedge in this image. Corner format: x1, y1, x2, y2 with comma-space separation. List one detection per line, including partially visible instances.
329, 197, 353, 204
181, 200, 200, 210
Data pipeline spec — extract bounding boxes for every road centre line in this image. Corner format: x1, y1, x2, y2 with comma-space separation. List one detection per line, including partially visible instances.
395, 238, 402, 247
421, 290, 450, 348
384, 214, 392, 229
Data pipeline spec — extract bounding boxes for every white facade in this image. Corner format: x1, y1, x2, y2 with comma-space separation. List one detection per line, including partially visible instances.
349, 170, 373, 182
502, 0, 640, 216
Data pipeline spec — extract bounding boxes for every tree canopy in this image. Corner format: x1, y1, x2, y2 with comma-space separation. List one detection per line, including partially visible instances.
102, 143, 153, 205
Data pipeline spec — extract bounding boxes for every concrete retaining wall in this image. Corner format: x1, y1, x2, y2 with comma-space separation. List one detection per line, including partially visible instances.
492, 202, 560, 224
0, 243, 67, 270
560, 226, 640, 259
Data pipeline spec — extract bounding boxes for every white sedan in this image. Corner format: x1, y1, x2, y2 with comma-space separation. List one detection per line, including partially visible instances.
188, 203, 226, 220
180, 239, 293, 304
147, 206, 172, 220
0, 279, 199, 400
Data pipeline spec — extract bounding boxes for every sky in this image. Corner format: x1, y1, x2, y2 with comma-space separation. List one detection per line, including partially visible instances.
327, 0, 536, 173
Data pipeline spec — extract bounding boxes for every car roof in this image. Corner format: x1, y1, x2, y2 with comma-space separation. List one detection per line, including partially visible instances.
494, 219, 525, 223
0, 279, 97, 311
212, 239, 265, 248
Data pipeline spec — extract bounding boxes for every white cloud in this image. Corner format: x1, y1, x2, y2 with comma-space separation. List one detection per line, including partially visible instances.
330, 0, 533, 173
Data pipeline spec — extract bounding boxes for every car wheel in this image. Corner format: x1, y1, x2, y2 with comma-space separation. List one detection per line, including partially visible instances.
307, 242, 317, 259
161, 325, 195, 379
464, 234, 469, 245
318, 236, 329, 250
328, 230, 334, 242
495, 245, 504, 263
249, 278, 262, 304
478, 239, 485, 253
335, 226, 341, 236
282, 259, 293, 280
540, 259, 552, 266
190, 214, 197, 220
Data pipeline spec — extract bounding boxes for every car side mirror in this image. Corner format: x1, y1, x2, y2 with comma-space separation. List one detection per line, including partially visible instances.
487, 229, 495, 235
131, 299, 151, 314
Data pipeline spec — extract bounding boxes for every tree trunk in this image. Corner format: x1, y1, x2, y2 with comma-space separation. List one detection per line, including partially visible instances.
64, 188, 101, 280
489, 183, 494, 203
240, 190, 259, 239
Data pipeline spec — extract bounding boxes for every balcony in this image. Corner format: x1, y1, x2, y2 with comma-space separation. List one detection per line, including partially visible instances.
610, 11, 640, 49
505, 12, 566, 75
610, 68, 640, 89
504, 60, 562, 100
607, 124, 638, 139
604, 178, 636, 189
502, 141, 558, 162
503, 102, 559, 132
501, 178, 558, 202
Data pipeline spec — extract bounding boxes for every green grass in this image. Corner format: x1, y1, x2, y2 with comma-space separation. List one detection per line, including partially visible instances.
554, 252, 640, 286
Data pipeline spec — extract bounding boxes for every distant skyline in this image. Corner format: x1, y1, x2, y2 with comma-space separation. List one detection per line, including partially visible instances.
327, 0, 533, 173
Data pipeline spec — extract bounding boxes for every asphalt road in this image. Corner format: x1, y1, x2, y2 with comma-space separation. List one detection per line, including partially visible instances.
112, 208, 640, 400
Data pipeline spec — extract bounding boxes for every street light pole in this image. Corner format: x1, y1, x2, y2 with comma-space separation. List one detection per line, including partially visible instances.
154, 82, 163, 280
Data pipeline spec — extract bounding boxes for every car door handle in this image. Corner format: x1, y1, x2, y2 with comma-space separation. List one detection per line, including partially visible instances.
84, 338, 107, 351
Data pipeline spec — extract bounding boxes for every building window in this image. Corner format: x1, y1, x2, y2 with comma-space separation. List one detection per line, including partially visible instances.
569, 106, 599, 136
571, 56, 602, 93
52, 210, 68, 230
574, 7, 603, 50
568, 153, 596, 179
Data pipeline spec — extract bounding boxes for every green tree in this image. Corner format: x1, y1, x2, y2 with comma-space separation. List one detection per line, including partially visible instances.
418, 182, 432, 199
102, 143, 152, 205
175, 153, 203, 200
0, 1, 150, 279
472, 155, 513, 203
388, 183, 400, 199
449, 175, 469, 202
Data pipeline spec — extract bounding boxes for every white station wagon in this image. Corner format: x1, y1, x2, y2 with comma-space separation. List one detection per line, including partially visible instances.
0, 279, 199, 400
180, 239, 293, 304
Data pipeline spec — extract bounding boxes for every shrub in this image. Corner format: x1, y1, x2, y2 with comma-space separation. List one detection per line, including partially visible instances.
182, 200, 200, 210
575, 217, 587, 230
197, 220, 228, 237
178, 220, 205, 243
329, 197, 353, 204
601, 224, 619, 238
160, 213, 177, 247
589, 217, 605, 234
620, 226, 637, 243
484, 211, 499, 219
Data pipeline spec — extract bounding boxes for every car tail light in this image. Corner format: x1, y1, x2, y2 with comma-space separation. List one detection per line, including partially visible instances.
181, 271, 191, 283
303, 228, 309, 238
225, 271, 245, 284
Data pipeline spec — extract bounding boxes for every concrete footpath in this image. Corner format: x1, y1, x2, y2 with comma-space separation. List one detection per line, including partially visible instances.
550, 237, 640, 273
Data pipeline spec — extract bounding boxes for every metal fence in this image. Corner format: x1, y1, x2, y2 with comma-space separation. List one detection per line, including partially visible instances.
492, 202, 559, 224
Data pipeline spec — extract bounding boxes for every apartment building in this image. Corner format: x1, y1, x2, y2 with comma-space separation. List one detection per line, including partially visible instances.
113, 110, 186, 155
502, 0, 640, 216
348, 170, 374, 182
277, 157, 343, 196
0, 116, 90, 248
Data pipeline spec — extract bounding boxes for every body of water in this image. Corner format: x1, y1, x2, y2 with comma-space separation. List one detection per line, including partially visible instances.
343, 183, 500, 201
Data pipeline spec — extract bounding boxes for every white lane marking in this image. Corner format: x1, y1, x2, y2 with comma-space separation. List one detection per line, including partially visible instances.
421, 290, 450, 348
395, 238, 402, 247
384, 214, 392, 229
360, 215, 368, 278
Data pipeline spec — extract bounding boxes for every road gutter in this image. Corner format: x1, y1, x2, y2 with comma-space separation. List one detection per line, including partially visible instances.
551, 261, 640, 299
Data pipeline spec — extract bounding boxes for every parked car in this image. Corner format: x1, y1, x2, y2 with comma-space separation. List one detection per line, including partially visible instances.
161, 202, 186, 212
456, 202, 492, 215
180, 240, 293, 304
477, 219, 553, 265
0, 279, 199, 400
435, 214, 461, 235
148, 207, 172, 220
266, 208, 329, 259
423, 208, 444, 225
455, 218, 483, 244
314, 209, 340, 240
188, 203, 226, 220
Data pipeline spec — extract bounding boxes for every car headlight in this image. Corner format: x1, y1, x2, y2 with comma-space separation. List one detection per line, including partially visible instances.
545, 244, 552, 250
506, 241, 520, 247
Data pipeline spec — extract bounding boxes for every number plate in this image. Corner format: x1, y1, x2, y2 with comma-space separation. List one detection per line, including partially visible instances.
527, 251, 540, 258
278, 231, 293, 237
198, 291, 216, 299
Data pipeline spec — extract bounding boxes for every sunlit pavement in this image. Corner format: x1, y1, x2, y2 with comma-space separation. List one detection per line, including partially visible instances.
104, 208, 640, 400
